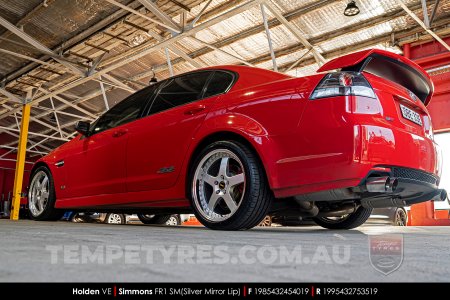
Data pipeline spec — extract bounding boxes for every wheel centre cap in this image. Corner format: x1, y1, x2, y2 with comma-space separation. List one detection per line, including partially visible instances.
219, 181, 226, 189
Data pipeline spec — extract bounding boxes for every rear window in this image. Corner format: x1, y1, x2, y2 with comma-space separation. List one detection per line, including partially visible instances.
203, 71, 235, 98
148, 71, 212, 115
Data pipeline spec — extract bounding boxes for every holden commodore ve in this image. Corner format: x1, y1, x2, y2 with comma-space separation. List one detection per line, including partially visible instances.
28, 49, 446, 230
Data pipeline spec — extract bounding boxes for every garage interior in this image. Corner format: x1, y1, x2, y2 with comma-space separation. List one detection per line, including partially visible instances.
0, 0, 450, 282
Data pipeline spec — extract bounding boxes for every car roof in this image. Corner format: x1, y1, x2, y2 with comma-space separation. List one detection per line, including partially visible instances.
194, 65, 293, 92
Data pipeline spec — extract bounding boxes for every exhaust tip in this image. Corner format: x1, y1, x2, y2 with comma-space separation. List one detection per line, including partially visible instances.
386, 177, 398, 193
366, 176, 396, 193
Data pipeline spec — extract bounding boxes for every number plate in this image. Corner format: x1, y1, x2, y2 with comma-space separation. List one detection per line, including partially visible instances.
400, 104, 422, 126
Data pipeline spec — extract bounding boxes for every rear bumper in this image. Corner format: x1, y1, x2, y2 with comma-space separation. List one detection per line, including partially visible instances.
271, 122, 440, 198
359, 166, 447, 208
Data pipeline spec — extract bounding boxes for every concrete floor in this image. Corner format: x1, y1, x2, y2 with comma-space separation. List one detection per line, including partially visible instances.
1, 219, 449, 282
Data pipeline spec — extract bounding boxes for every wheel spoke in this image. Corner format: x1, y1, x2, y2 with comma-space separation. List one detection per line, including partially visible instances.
41, 191, 49, 200
218, 157, 229, 177
41, 176, 48, 189
203, 174, 216, 187
37, 196, 44, 213
228, 173, 244, 187
222, 193, 238, 214
208, 193, 220, 211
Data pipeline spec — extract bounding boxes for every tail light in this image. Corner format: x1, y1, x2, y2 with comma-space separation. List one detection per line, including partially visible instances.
310, 72, 376, 100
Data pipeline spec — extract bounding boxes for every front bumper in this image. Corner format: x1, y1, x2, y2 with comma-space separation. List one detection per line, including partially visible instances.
359, 166, 447, 208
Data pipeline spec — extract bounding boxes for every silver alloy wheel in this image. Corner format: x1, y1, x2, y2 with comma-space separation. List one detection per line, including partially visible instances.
29, 170, 50, 217
192, 149, 246, 222
166, 215, 179, 226
107, 214, 123, 224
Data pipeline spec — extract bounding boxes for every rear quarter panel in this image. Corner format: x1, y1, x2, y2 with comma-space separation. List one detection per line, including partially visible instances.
189, 75, 323, 190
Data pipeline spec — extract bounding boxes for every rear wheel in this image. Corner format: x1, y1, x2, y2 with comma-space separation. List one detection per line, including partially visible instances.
313, 206, 372, 229
137, 214, 171, 225
104, 213, 126, 224
189, 141, 272, 230
28, 166, 63, 221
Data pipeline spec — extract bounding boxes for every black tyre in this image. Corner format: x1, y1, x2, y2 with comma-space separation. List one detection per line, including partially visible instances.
104, 213, 126, 224
137, 214, 171, 225
189, 140, 273, 230
313, 206, 373, 229
28, 166, 64, 221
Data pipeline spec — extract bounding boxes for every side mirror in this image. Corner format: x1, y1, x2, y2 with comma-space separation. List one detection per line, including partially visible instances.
75, 121, 90, 136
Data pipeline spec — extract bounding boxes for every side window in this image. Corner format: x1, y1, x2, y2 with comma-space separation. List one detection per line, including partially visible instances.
148, 72, 212, 115
203, 71, 235, 98
91, 86, 155, 135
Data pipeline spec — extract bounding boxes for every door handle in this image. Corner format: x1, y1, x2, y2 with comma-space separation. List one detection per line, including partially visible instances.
112, 129, 128, 138
184, 105, 206, 115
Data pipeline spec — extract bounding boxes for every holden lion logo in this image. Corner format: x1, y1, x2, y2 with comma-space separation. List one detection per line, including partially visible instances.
369, 234, 403, 275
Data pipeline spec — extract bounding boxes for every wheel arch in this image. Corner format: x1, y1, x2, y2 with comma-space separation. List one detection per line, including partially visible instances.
30, 161, 50, 176
185, 130, 272, 193
29, 160, 53, 184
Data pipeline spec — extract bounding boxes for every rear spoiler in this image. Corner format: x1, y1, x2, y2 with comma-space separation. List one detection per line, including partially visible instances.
317, 49, 434, 105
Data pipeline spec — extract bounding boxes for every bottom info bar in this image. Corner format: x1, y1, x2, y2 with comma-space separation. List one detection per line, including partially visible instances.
1, 283, 447, 298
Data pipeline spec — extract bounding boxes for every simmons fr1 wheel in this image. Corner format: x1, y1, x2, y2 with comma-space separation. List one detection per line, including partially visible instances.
313, 206, 373, 230
28, 166, 63, 221
190, 141, 272, 230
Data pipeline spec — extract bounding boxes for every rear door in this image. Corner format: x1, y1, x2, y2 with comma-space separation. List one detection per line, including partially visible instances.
126, 70, 235, 192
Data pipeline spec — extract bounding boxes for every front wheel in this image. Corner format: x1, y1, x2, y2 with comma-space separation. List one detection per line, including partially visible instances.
313, 206, 373, 229
189, 141, 273, 230
28, 166, 63, 221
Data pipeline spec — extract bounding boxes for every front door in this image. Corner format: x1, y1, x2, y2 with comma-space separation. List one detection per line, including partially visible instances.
61, 86, 155, 199
62, 127, 128, 198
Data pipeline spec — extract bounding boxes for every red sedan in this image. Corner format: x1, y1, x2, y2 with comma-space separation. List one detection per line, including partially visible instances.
28, 49, 446, 230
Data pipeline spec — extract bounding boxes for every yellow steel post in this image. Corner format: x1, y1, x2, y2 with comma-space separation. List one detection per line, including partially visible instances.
10, 96, 31, 220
